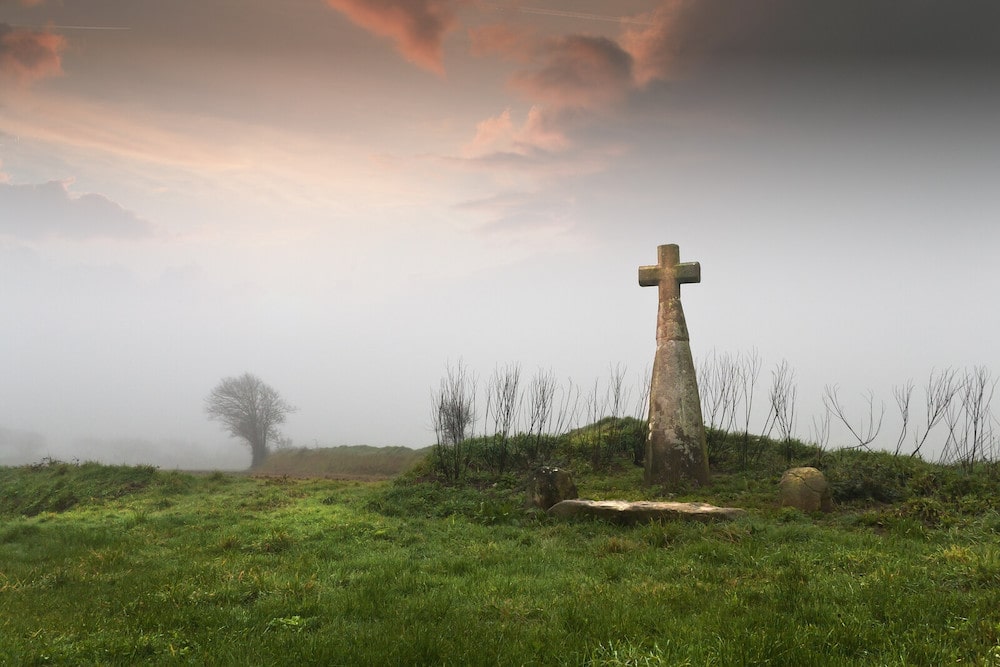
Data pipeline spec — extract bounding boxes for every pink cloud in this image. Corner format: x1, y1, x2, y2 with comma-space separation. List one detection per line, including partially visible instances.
0, 23, 66, 83
621, 2, 683, 86
463, 106, 568, 158
324, 0, 460, 75
464, 28, 640, 163
468, 23, 533, 62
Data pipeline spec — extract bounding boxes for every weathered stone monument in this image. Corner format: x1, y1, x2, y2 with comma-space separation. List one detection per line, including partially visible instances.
639, 244, 710, 488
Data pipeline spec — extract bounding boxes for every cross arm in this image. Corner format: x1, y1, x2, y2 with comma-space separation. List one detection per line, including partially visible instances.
676, 262, 701, 284
637, 261, 701, 287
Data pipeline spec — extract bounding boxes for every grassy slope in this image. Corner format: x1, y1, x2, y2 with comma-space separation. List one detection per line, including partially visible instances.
1, 459, 999, 665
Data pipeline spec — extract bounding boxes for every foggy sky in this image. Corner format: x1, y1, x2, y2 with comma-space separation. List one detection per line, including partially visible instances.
1, 1, 998, 468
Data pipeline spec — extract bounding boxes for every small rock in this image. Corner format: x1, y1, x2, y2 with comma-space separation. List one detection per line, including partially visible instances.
779, 466, 833, 513
547, 499, 745, 524
527, 466, 578, 510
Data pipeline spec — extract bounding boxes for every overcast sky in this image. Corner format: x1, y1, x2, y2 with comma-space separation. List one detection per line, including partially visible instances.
2, 0, 998, 468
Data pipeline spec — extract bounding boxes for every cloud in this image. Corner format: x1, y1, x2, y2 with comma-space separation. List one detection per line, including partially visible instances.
468, 23, 533, 62
463, 33, 634, 168
622, 0, 1000, 84
510, 35, 634, 110
463, 106, 568, 157
0, 23, 66, 83
324, 0, 460, 75
0, 180, 154, 240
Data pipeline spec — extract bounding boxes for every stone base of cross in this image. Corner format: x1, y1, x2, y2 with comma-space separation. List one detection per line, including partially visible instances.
639, 244, 710, 488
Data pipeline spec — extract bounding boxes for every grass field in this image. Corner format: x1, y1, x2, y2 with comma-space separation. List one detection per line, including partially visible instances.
1, 445, 999, 665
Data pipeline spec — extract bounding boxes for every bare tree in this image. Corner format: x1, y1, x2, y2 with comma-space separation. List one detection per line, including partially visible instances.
963, 366, 996, 469
585, 377, 608, 467
551, 376, 581, 438
941, 367, 996, 471
810, 408, 831, 454
633, 364, 652, 422
699, 351, 740, 436
431, 360, 478, 482
910, 368, 958, 459
892, 380, 914, 456
769, 360, 798, 463
205, 373, 296, 469
604, 363, 631, 461
736, 349, 763, 468
698, 350, 741, 464
632, 365, 652, 465
484, 363, 521, 473
822, 385, 884, 452
525, 367, 559, 463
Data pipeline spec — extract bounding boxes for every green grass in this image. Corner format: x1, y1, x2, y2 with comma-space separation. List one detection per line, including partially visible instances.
2, 456, 1000, 665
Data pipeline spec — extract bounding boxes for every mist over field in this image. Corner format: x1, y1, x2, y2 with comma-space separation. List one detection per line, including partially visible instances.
2, 1, 998, 469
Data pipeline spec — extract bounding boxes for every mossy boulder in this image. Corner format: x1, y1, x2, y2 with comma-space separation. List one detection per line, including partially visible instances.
780, 466, 833, 513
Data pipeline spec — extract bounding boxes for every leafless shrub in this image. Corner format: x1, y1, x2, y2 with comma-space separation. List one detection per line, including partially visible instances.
431, 360, 477, 482
551, 376, 581, 438
940, 366, 996, 471
633, 364, 652, 422
484, 362, 521, 474
698, 350, 740, 464
524, 367, 560, 463
909, 368, 959, 459
770, 360, 799, 463
699, 350, 739, 432
892, 380, 914, 456
822, 385, 883, 452
736, 349, 763, 467
585, 377, 608, 467
632, 365, 652, 465
810, 407, 831, 454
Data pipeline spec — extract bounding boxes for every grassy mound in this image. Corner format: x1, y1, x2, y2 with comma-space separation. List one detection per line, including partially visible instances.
0, 459, 159, 518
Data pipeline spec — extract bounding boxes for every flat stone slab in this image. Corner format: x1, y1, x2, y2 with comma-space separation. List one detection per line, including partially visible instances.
547, 499, 745, 524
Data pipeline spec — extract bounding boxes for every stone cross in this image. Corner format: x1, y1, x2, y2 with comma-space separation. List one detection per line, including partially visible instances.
639, 244, 710, 488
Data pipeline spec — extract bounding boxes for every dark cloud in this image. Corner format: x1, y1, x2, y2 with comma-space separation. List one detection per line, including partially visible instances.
0, 180, 154, 240
0, 22, 66, 82
510, 35, 634, 110
625, 0, 1000, 84
324, 0, 460, 75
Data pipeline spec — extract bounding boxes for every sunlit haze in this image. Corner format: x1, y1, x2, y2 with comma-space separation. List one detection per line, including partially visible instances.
2, 1, 998, 468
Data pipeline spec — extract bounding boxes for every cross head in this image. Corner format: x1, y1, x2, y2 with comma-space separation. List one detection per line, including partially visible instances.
638, 244, 700, 300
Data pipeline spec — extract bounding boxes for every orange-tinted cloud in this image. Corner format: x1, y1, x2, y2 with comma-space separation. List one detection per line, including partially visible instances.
465, 31, 636, 162
468, 23, 533, 63
620, 2, 682, 86
0, 23, 66, 83
463, 106, 568, 158
324, 0, 460, 75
